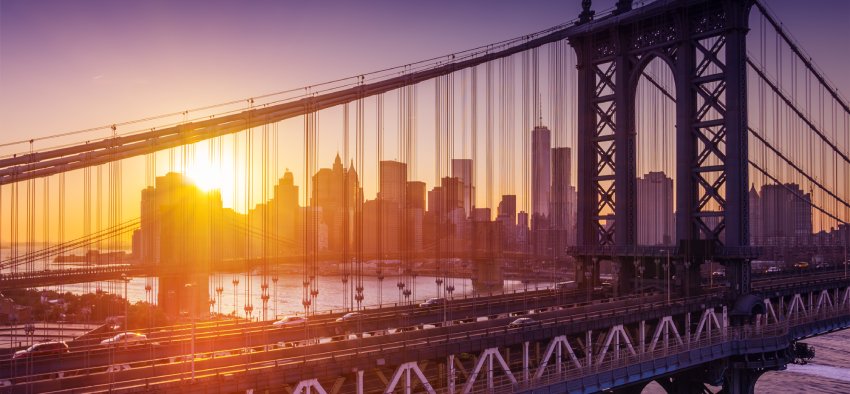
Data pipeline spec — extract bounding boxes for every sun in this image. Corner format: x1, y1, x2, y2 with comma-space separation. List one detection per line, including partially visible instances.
182, 143, 239, 209
185, 149, 229, 193
186, 163, 221, 192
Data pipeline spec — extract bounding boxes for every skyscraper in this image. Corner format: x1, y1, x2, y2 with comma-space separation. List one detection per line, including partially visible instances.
406, 181, 426, 210
550, 147, 573, 255
550, 147, 572, 230
755, 183, 813, 245
379, 160, 407, 206
636, 171, 674, 246
451, 159, 474, 217
310, 154, 361, 252
497, 195, 517, 225
497, 195, 517, 250
532, 126, 551, 222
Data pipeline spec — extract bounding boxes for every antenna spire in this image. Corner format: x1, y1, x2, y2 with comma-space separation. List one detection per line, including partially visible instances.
537, 93, 543, 127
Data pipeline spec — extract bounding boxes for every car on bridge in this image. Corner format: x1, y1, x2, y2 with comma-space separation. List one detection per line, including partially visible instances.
765, 266, 782, 274
336, 312, 365, 322
101, 332, 149, 347
418, 298, 446, 308
273, 315, 307, 327
507, 317, 536, 329
13, 341, 69, 359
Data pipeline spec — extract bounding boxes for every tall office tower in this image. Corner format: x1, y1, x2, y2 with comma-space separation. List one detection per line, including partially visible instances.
636, 171, 674, 246
379, 160, 407, 206
532, 126, 551, 225
550, 147, 572, 230
497, 195, 517, 225
517, 211, 530, 245
758, 183, 813, 245
245, 169, 302, 255
311, 154, 361, 253
406, 181, 426, 210
405, 181, 427, 253
272, 169, 300, 244
497, 195, 517, 250
451, 159, 474, 217
439, 176, 464, 215
550, 147, 572, 256
427, 186, 443, 216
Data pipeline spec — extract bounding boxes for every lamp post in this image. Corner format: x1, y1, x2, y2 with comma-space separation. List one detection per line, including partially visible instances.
184, 282, 196, 383
121, 274, 130, 347
231, 277, 239, 317
663, 251, 671, 305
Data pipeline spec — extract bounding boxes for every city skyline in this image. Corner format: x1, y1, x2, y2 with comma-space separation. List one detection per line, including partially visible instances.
1, 1, 849, 242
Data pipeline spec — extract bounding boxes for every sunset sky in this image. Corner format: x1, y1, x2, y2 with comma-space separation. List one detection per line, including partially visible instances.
2, 1, 848, 140
1, 0, 849, 241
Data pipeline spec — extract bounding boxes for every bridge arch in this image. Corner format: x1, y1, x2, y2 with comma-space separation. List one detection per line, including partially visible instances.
630, 53, 678, 248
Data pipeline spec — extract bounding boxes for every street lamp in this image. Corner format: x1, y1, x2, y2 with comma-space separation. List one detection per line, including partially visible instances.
184, 282, 196, 383
664, 250, 671, 305
231, 277, 240, 317
121, 274, 130, 347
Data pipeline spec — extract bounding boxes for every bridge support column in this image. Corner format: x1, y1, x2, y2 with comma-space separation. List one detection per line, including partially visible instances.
523, 341, 530, 382
722, 368, 765, 394
448, 355, 456, 394
615, 257, 635, 296
356, 370, 363, 394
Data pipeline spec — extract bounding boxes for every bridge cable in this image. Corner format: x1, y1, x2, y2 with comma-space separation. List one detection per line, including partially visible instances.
342, 102, 351, 312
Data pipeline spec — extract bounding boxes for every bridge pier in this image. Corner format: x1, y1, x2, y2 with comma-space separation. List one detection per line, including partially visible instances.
576, 257, 600, 291
614, 257, 636, 296
653, 369, 714, 394
720, 367, 765, 394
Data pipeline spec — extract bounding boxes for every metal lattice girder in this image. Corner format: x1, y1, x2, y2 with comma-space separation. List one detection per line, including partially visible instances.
591, 60, 618, 246
291, 379, 328, 394
596, 324, 637, 366
385, 362, 435, 394
534, 336, 583, 379
692, 34, 730, 241
648, 316, 685, 352
461, 348, 517, 394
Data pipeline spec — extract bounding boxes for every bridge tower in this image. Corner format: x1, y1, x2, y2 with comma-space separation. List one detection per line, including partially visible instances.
569, 0, 755, 297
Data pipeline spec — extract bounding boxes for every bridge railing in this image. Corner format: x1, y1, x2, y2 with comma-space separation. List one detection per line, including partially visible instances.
486, 298, 850, 393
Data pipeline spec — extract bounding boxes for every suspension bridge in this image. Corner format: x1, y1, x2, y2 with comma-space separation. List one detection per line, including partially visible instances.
1, 0, 850, 392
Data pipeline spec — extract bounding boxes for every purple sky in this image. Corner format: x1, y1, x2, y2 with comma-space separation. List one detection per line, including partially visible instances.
2, 0, 848, 143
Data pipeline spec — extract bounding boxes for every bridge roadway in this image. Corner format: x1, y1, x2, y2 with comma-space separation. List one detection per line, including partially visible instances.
0, 265, 148, 289
1, 271, 843, 393
5, 289, 674, 393
0, 286, 612, 381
